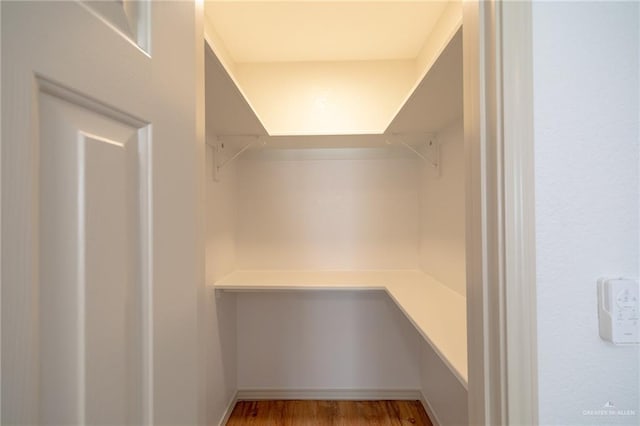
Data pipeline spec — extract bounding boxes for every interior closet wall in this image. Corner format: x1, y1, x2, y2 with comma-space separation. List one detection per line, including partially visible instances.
233, 61, 416, 135
235, 149, 421, 270
419, 119, 466, 296
204, 147, 238, 423
416, 118, 468, 425
236, 291, 422, 392
232, 148, 423, 391
420, 341, 468, 426
533, 2, 639, 424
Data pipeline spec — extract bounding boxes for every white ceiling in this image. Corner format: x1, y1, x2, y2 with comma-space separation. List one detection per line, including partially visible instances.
204, 1, 449, 63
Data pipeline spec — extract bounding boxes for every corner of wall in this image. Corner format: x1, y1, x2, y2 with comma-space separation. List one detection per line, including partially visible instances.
204, 145, 239, 425
206, 145, 238, 283
419, 118, 466, 296
419, 340, 468, 426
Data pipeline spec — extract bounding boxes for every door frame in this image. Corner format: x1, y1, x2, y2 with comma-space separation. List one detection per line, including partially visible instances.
463, 1, 538, 424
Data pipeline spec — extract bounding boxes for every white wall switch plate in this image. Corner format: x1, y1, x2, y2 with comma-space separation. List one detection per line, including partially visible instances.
598, 278, 639, 344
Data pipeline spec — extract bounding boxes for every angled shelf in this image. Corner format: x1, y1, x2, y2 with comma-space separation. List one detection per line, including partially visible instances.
204, 13, 463, 154
212, 269, 468, 387
385, 29, 463, 135
205, 42, 268, 137
205, 28, 462, 140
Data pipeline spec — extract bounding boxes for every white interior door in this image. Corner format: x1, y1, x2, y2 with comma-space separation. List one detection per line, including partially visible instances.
2, 1, 204, 424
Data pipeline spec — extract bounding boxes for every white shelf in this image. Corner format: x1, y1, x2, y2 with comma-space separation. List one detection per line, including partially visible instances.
385, 29, 462, 135
212, 269, 468, 387
205, 29, 463, 145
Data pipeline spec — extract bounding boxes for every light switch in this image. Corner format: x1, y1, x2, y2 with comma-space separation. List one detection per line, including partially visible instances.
598, 278, 639, 344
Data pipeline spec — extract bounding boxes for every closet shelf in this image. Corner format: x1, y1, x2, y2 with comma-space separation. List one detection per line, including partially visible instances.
211, 269, 468, 387
205, 29, 462, 142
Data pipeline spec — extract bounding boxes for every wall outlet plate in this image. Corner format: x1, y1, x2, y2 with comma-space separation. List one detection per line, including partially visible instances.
598, 278, 639, 344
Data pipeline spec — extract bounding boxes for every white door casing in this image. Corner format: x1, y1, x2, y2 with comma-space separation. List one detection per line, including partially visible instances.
463, 1, 538, 425
2, 1, 205, 425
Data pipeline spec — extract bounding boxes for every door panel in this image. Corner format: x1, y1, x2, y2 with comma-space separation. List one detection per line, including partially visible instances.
38, 83, 148, 425
2, 2, 203, 425
79, 0, 150, 53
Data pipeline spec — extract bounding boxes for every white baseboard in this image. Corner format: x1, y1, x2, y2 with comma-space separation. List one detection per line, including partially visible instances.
420, 392, 442, 426
236, 388, 422, 401
218, 391, 238, 426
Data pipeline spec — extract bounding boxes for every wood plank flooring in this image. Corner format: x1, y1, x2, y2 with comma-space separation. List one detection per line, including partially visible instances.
226, 400, 433, 425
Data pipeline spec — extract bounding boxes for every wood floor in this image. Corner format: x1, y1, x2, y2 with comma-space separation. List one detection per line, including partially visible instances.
226, 400, 433, 425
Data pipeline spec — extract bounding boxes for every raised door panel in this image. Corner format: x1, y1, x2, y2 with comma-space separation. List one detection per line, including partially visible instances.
38, 81, 149, 425
79, 0, 150, 53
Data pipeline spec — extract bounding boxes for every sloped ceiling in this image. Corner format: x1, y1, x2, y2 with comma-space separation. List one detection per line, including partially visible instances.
204, 0, 462, 136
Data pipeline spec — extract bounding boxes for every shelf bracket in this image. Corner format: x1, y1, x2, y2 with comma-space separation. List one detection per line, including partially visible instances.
207, 135, 266, 181
388, 134, 440, 175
